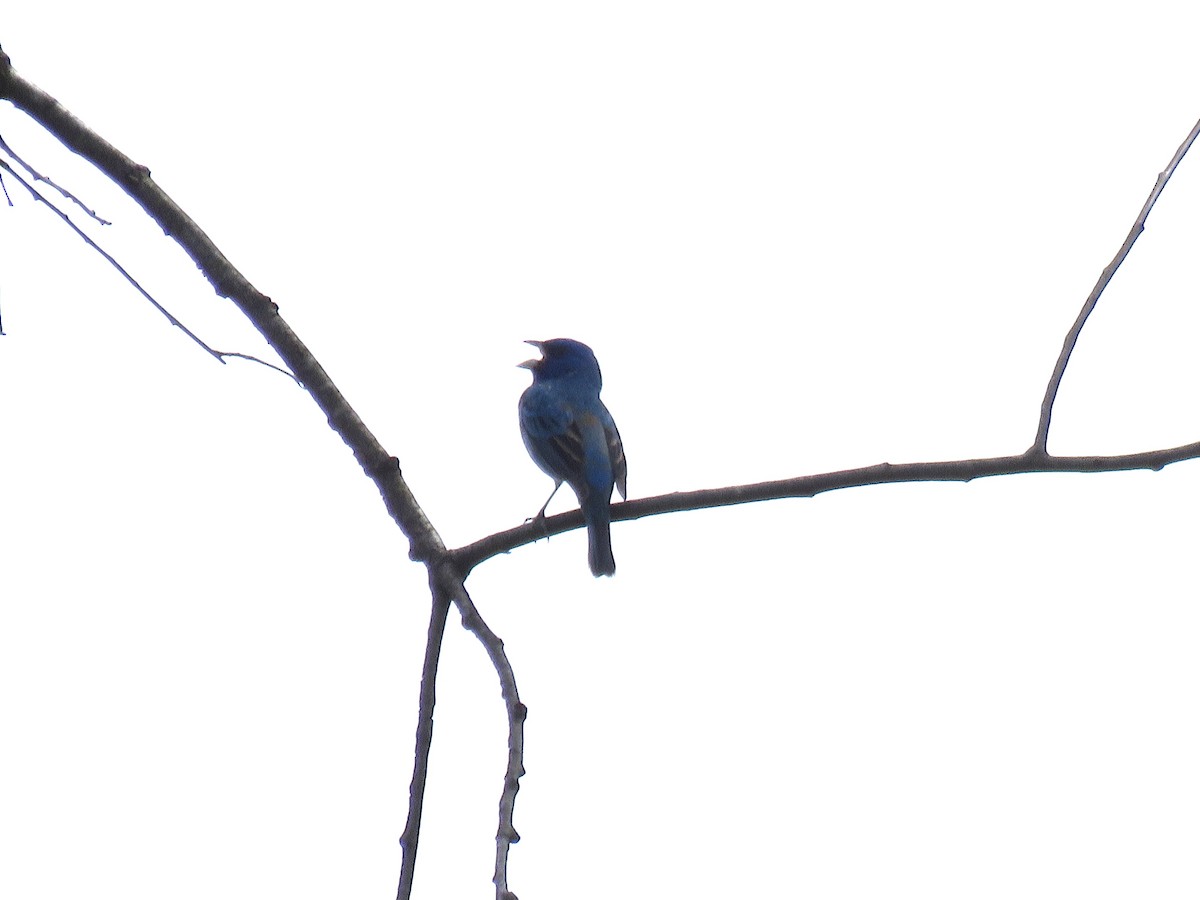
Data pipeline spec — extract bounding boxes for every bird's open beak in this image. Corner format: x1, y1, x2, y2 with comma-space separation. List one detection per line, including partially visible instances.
517, 340, 544, 370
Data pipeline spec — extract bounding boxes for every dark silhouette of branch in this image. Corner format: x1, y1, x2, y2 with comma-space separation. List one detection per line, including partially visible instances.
0, 131, 112, 223
1, 44, 516, 900
6, 37, 1200, 900
0, 154, 226, 361
453, 441, 1200, 575
1, 50, 442, 551
397, 565, 525, 900
0, 145, 298, 381
397, 582, 451, 900
1032, 116, 1200, 453
435, 569, 526, 900
454, 114, 1200, 577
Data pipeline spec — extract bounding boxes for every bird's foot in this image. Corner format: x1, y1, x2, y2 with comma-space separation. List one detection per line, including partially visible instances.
525, 509, 552, 540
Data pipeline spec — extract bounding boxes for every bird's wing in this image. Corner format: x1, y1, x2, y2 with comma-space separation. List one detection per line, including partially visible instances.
606, 419, 627, 499
521, 388, 623, 500
549, 413, 613, 501
545, 420, 587, 483
520, 390, 583, 484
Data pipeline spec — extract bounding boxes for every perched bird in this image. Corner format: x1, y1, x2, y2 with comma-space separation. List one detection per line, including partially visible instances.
518, 339, 627, 577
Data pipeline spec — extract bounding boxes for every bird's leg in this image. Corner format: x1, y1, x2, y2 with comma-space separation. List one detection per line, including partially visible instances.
536, 483, 561, 519
527, 482, 562, 536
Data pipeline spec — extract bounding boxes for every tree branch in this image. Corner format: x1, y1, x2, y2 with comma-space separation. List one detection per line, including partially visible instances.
435, 569, 527, 900
0, 152, 291, 376
0, 47, 445, 564
0, 130, 112, 222
7, 37, 1200, 900
397, 581, 451, 900
452, 441, 1200, 574
1031, 116, 1200, 453
1, 44, 457, 899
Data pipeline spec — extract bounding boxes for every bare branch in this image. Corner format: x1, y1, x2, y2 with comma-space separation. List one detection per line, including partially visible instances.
447, 581, 526, 900
0, 156, 228, 361
396, 566, 526, 900
8, 37, 1200, 900
397, 581, 452, 900
219, 352, 302, 385
0, 156, 298, 378
2, 44, 477, 899
0, 131, 112, 223
1032, 116, 1200, 453
0, 49, 446, 563
452, 440, 1200, 574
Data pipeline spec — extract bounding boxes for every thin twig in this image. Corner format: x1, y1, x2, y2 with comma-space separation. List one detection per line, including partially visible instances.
0, 158, 298, 380
1032, 116, 1200, 453
219, 352, 302, 385
0, 131, 112, 223
0, 157, 222, 361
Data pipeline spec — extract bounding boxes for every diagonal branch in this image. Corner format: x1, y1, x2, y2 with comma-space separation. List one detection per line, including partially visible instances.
1, 43, 460, 900
1032, 116, 1200, 453
0, 47, 444, 563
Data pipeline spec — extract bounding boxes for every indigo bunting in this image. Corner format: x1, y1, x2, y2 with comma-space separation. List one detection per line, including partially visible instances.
518, 339, 627, 577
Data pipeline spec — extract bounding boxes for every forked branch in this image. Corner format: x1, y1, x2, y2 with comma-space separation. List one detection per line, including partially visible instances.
1032, 116, 1200, 454
6, 40, 1200, 900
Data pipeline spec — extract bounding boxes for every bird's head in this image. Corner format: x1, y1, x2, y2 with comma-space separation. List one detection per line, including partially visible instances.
518, 338, 603, 387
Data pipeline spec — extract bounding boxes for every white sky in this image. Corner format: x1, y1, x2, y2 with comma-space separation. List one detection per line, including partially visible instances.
3, 3, 1200, 898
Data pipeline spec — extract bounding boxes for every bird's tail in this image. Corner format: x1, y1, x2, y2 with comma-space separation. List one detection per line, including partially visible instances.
584, 492, 616, 577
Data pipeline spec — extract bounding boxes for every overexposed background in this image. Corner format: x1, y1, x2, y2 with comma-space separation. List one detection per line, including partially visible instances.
3, 3, 1200, 898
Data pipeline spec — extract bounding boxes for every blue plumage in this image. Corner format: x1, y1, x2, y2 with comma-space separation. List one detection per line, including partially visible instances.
518, 339, 627, 576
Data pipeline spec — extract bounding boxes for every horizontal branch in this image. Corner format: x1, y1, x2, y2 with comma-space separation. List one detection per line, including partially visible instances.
451, 441, 1200, 574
